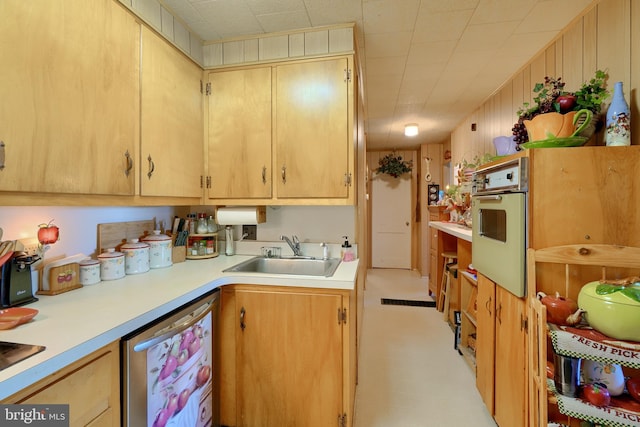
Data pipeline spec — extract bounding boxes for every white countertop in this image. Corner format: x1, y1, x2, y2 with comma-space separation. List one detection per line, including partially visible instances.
0, 255, 358, 400
429, 221, 473, 242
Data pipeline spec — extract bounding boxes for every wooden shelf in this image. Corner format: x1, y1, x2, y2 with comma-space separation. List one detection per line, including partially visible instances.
462, 309, 477, 327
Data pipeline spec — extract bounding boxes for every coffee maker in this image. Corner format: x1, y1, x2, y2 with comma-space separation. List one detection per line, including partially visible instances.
0, 253, 40, 308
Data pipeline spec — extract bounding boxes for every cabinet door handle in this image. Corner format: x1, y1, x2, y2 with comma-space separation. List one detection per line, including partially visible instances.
0, 140, 5, 170
485, 296, 492, 315
240, 306, 246, 331
147, 155, 155, 179
262, 166, 267, 184
124, 150, 133, 177
281, 165, 286, 183
497, 302, 502, 325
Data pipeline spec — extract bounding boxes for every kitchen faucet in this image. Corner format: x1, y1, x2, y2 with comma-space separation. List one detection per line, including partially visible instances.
280, 235, 302, 256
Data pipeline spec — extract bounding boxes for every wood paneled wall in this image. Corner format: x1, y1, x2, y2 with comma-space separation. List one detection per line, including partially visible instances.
451, 0, 637, 167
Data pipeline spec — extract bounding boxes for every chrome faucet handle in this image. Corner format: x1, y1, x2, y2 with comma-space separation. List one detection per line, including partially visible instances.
293, 235, 300, 245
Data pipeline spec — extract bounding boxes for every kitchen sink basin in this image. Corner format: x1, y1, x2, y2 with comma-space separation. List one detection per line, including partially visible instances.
223, 256, 341, 277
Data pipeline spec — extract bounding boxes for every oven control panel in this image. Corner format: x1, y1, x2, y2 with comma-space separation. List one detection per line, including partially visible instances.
472, 157, 528, 194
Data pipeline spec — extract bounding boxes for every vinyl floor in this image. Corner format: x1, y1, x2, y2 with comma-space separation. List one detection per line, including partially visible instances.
353, 268, 497, 427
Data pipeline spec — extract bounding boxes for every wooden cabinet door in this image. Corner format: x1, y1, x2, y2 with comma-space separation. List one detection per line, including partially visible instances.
476, 273, 496, 413
6, 341, 120, 427
494, 286, 527, 427
0, 0, 138, 195
235, 290, 343, 427
206, 67, 272, 199
140, 27, 203, 198
275, 58, 351, 199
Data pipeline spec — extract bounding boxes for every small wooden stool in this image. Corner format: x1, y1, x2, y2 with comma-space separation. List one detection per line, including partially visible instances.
437, 251, 457, 312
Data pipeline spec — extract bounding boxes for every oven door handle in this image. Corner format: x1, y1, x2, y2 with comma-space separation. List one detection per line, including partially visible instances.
133, 300, 213, 352
474, 194, 502, 201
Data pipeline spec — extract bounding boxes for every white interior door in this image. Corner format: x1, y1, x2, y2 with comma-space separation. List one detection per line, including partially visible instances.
371, 173, 412, 269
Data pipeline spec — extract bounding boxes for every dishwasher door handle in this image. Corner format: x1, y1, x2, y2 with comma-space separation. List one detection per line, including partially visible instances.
133, 300, 213, 352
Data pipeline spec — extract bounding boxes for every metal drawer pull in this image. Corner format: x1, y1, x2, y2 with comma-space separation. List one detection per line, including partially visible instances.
0, 141, 5, 170
124, 150, 133, 177
262, 166, 267, 184
281, 165, 286, 183
474, 195, 502, 201
147, 155, 155, 179
240, 307, 246, 331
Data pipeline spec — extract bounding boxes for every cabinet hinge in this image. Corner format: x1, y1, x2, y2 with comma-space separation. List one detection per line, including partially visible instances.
344, 68, 351, 82
521, 314, 528, 332
338, 308, 347, 325
343, 172, 352, 187
338, 413, 347, 427
205, 82, 212, 96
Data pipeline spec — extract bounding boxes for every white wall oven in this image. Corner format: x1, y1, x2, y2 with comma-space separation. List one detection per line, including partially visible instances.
471, 157, 528, 297
122, 290, 219, 427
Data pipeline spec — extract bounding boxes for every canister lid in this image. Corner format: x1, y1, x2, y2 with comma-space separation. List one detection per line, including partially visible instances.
142, 230, 171, 242
79, 258, 100, 266
98, 248, 124, 259
121, 238, 150, 249
579, 280, 640, 307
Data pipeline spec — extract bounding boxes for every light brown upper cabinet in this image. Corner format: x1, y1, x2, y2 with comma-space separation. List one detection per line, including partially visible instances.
205, 56, 355, 205
206, 66, 272, 200
140, 27, 203, 198
0, 0, 139, 195
274, 58, 352, 200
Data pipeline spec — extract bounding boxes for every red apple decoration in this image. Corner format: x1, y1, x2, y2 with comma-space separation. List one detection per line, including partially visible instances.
37, 220, 60, 245
582, 383, 611, 407
557, 94, 577, 112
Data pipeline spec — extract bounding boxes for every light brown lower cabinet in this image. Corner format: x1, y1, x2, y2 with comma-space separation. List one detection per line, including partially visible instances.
2, 340, 120, 427
220, 285, 354, 427
476, 273, 527, 427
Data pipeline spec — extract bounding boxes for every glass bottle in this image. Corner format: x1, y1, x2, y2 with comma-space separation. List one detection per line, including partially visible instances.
196, 213, 208, 234
207, 215, 217, 233
606, 81, 631, 146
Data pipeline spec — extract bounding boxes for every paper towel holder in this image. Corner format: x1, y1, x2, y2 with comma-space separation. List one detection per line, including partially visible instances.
215, 206, 267, 225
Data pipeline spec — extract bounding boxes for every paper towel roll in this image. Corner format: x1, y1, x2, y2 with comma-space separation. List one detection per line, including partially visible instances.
216, 207, 266, 225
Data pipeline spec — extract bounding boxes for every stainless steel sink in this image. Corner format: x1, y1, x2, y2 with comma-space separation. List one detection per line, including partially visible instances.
223, 256, 341, 277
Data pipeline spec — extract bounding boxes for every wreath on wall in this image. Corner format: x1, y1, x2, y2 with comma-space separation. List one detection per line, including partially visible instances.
375, 152, 413, 178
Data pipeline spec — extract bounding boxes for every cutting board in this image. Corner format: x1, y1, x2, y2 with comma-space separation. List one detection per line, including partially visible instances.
97, 220, 155, 254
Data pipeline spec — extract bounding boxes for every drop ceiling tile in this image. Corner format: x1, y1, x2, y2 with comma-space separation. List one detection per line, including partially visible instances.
517, 0, 593, 33
412, 10, 474, 43
246, 0, 306, 16
420, 0, 479, 14
456, 21, 520, 52
407, 40, 456, 65
365, 56, 406, 76
364, 32, 412, 57
256, 11, 312, 33
304, 0, 363, 26
470, 0, 536, 25
363, 0, 420, 33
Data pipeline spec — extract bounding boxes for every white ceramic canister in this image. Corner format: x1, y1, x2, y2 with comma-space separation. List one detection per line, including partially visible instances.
78, 258, 101, 285
142, 230, 173, 269
121, 238, 150, 275
98, 248, 126, 281
581, 360, 626, 396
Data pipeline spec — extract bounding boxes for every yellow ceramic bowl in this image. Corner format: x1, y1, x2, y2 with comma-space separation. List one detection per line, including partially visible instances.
578, 281, 640, 342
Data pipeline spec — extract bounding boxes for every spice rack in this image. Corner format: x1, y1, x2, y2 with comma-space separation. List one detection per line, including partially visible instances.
186, 233, 219, 259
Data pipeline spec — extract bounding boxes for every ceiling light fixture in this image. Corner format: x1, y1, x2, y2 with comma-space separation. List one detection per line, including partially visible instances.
404, 123, 419, 137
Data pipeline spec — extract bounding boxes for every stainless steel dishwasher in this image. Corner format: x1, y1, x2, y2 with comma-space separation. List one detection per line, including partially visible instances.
122, 290, 219, 427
